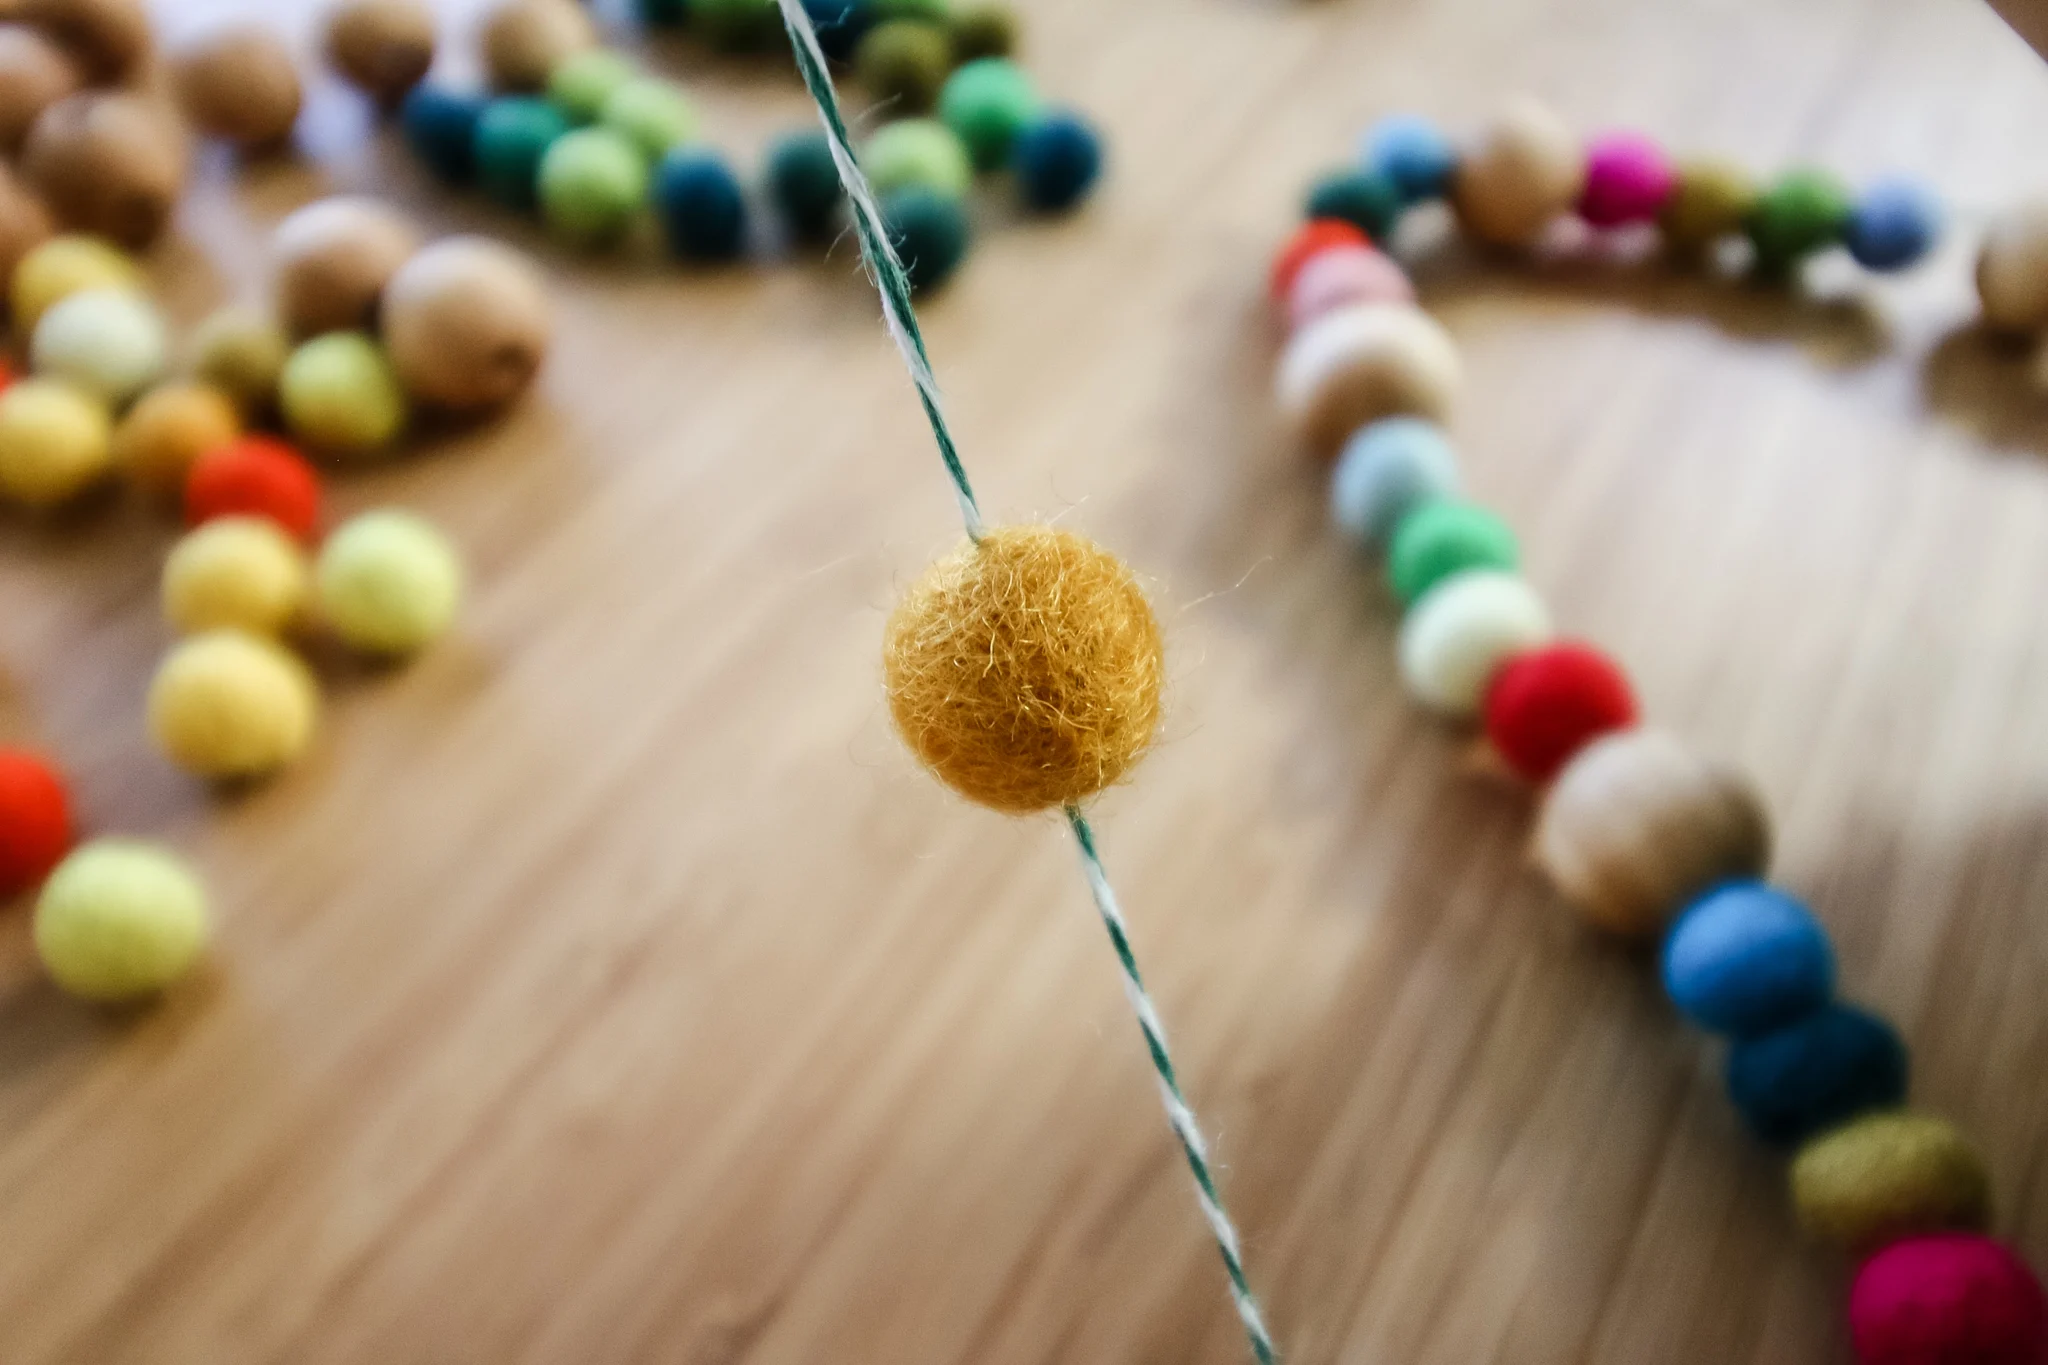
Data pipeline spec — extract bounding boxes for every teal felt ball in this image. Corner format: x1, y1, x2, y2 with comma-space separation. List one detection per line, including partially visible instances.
474, 96, 571, 209
765, 130, 844, 240
654, 148, 747, 261
938, 58, 1038, 171
1307, 167, 1404, 242
1662, 881, 1836, 1037
538, 127, 649, 248
1726, 1003, 1908, 1148
882, 187, 969, 292
402, 84, 488, 184
1011, 111, 1100, 213
1386, 497, 1518, 605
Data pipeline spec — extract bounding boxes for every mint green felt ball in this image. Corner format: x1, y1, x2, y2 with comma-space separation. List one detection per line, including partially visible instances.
938, 58, 1037, 171
547, 49, 638, 124
864, 118, 972, 200
600, 77, 698, 160
538, 127, 650, 248
1387, 498, 1519, 606
1746, 169, 1852, 277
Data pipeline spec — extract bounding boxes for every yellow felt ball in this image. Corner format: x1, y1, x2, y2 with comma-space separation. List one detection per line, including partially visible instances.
33, 839, 208, 1002
0, 376, 111, 507
314, 508, 462, 655
147, 629, 318, 780
9, 231, 139, 331
278, 331, 408, 456
1791, 1112, 1992, 1250
162, 516, 309, 636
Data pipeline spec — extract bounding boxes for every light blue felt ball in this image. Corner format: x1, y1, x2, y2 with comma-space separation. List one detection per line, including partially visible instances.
1843, 178, 1942, 272
1662, 881, 1836, 1037
1329, 416, 1460, 549
1361, 114, 1459, 204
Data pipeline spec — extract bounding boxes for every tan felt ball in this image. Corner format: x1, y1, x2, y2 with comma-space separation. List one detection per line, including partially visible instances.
480, 0, 593, 93
20, 0, 147, 82
1977, 199, 2048, 335
323, 0, 435, 105
1454, 97, 1585, 248
0, 161, 52, 286
21, 90, 188, 250
1533, 728, 1772, 937
172, 23, 302, 150
1275, 302, 1461, 455
271, 195, 419, 337
114, 381, 239, 494
381, 235, 549, 411
0, 24, 76, 151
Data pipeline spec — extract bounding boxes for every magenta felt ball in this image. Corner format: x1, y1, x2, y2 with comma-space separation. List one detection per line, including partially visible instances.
1579, 133, 1675, 228
1849, 1234, 2047, 1365
1286, 245, 1415, 331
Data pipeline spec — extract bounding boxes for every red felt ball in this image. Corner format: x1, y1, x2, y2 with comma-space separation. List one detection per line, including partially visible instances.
1270, 218, 1372, 302
1850, 1234, 2047, 1365
184, 435, 323, 543
0, 748, 71, 896
1484, 642, 1638, 782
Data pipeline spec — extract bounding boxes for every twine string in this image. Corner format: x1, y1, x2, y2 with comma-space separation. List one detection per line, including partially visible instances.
770, 2, 1277, 1358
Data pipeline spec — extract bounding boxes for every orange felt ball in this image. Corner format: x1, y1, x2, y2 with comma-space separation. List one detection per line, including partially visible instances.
0, 747, 71, 896
183, 435, 322, 542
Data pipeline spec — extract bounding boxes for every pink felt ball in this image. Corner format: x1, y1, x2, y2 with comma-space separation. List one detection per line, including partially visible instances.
1578, 132, 1675, 229
1849, 1234, 2047, 1365
1286, 245, 1416, 331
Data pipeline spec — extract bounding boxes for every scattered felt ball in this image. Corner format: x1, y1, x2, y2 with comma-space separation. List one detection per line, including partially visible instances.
473, 95, 570, 209
401, 84, 488, 184
881, 186, 969, 292
547, 47, 635, 125
29, 285, 165, 403
1661, 880, 1835, 1037
1745, 168, 1852, 276
1659, 157, 1758, 254
1362, 113, 1458, 203
1452, 97, 1584, 248
381, 236, 549, 410
600, 77, 697, 162
479, 0, 595, 92
183, 435, 322, 541
10, 231, 139, 331
1726, 1003, 1908, 1148
855, 19, 951, 113
324, 0, 437, 105
1482, 642, 1636, 783
1386, 497, 1518, 606
278, 331, 408, 457
0, 24, 77, 151
1578, 131, 1674, 228
1305, 167, 1402, 242
186, 305, 290, 414
803, 0, 874, 59
537, 126, 648, 248
1328, 415, 1459, 547
0, 748, 70, 896
1011, 110, 1101, 214
1396, 570, 1550, 717
1275, 302, 1462, 454
884, 524, 1162, 812
688, 0, 780, 49
148, 629, 319, 780
113, 380, 240, 494
315, 508, 462, 655
764, 129, 843, 240
1792, 1112, 1992, 1249
1270, 218, 1371, 301
1849, 1235, 2047, 1365
872, 0, 950, 21
864, 118, 972, 200
20, 0, 149, 83
948, 1, 1016, 60
0, 376, 109, 507
20, 90, 187, 249
1532, 728, 1772, 936
171, 22, 302, 150
0, 162, 53, 286
938, 58, 1036, 171
1977, 200, 2048, 334
162, 515, 309, 637
653, 148, 747, 262
1287, 244, 1415, 330
271, 195, 421, 337
1844, 179, 1941, 272
32, 839, 208, 1001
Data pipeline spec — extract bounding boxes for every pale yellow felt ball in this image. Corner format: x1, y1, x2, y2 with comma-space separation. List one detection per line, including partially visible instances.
9, 230, 138, 330
33, 838, 209, 1002
314, 508, 461, 655
29, 284, 166, 403
278, 331, 408, 456
1397, 569, 1551, 716
1275, 302, 1462, 455
162, 516, 309, 636
148, 628, 318, 780
113, 380, 240, 494
185, 304, 289, 413
1453, 96, 1585, 249
0, 375, 109, 506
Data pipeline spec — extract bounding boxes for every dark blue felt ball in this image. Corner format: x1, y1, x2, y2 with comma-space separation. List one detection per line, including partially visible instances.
1662, 881, 1836, 1037
1726, 1003, 1908, 1147
765, 130, 844, 241
803, 0, 874, 59
882, 187, 969, 292
1011, 110, 1101, 214
401, 84, 489, 185
654, 149, 749, 261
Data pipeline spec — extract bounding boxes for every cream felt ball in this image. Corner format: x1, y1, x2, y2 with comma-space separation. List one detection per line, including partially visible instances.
278, 331, 408, 456
34, 839, 208, 1001
162, 516, 309, 637
1276, 302, 1461, 456
148, 629, 319, 780
1397, 569, 1550, 717
29, 285, 166, 403
315, 509, 462, 655
0, 376, 110, 507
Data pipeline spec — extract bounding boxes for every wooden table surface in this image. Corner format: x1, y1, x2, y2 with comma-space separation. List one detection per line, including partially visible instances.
4, 0, 2048, 1361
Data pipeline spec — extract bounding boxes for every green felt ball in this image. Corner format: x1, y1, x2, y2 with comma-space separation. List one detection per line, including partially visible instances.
1387, 498, 1519, 606
948, 1, 1017, 61
882, 187, 968, 292
855, 19, 952, 112
1746, 169, 1852, 277
1307, 168, 1404, 242
766, 129, 845, 239
601, 78, 698, 161
689, 0, 779, 48
938, 58, 1037, 171
865, 118, 972, 200
538, 127, 649, 248
547, 49, 638, 124
474, 96, 571, 209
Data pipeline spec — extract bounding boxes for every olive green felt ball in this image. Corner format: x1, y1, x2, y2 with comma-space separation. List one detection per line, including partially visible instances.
864, 118, 971, 200
855, 20, 951, 112
1746, 169, 1851, 277
948, 1, 1017, 61
600, 77, 697, 161
546, 48, 636, 124
34, 839, 208, 1002
278, 332, 408, 457
1387, 498, 1519, 606
1791, 1112, 1992, 1250
937, 58, 1036, 171
538, 127, 648, 248
474, 96, 570, 209
689, 0, 779, 48
315, 508, 463, 656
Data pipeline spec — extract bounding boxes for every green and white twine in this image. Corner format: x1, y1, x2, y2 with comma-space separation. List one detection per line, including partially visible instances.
772, 3, 1278, 1360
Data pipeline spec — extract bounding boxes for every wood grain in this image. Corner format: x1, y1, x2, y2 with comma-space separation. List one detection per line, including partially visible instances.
2, 0, 2047, 1361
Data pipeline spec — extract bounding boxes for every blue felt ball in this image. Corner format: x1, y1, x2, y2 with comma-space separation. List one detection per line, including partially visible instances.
1843, 178, 1942, 272
1012, 111, 1101, 214
402, 84, 489, 185
654, 149, 749, 261
1663, 882, 1836, 1036
1725, 1003, 1908, 1148
1329, 417, 1461, 548
803, 0, 874, 59
1362, 114, 1459, 204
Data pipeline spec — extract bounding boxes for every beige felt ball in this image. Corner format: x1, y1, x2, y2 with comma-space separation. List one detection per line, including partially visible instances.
322, 0, 436, 105
30, 284, 166, 403
1977, 199, 2048, 335
162, 515, 309, 636
171, 23, 303, 151
479, 0, 593, 93
0, 24, 76, 150
9, 231, 138, 331
21, 90, 188, 249
380, 235, 549, 411
1454, 97, 1585, 249
186, 305, 290, 413
271, 195, 420, 337
19, 0, 148, 82
113, 380, 239, 494
0, 376, 110, 507
148, 629, 318, 780
1275, 302, 1462, 455
0, 161, 52, 286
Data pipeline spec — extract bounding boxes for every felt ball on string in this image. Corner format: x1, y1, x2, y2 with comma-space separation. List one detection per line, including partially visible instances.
1011, 110, 1101, 214
546, 48, 636, 124
474, 96, 571, 208
1724, 1003, 1908, 1147
11, 232, 139, 331
865, 118, 973, 200
170, 22, 303, 151
380, 235, 550, 411
272, 196, 420, 337
1745, 169, 1852, 277
691, 0, 780, 50
0, 748, 71, 897
325, 0, 438, 106
0, 376, 110, 508
184, 435, 322, 541
113, 380, 240, 495
279, 332, 408, 457
1843, 178, 1940, 272
939, 58, 1037, 171
1361, 113, 1457, 203
401, 84, 487, 183
315, 509, 463, 656
1451, 96, 1583, 248
480, 0, 594, 92
949, 2, 1018, 62
882, 187, 969, 292
33, 839, 208, 1002
162, 516, 309, 638
29, 285, 165, 403
1275, 302, 1462, 454
1577, 131, 1674, 228
855, 19, 952, 112
0, 25, 78, 151
1659, 157, 1757, 255
1271, 218, 1370, 301
186, 305, 290, 414
1386, 497, 1518, 606
1481, 642, 1636, 783
20, 90, 187, 250
654, 148, 749, 262
1792, 1112, 1992, 1250
600, 77, 697, 161
802, 0, 875, 59
1661, 880, 1834, 1037
538, 126, 648, 248
884, 525, 1164, 813
1328, 415, 1459, 548
1304, 167, 1402, 243
20, 0, 150, 83
148, 629, 319, 780
1286, 244, 1415, 331
765, 129, 844, 241
1849, 1234, 2047, 1365
1396, 570, 1550, 716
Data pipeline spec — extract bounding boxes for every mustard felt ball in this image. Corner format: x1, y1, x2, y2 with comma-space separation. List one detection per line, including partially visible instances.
1661, 157, 1758, 254
278, 331, 408, 456
148, 629, 318, 780
33, 839, 208, 1002
314, 509, 462, 655
162, 516, 309, 636
1791, 1112, 1992, 1250
10, 231, 140, 331
185, 305, 289, 413
113, 380, 241, 495
0, 376, 110, 507
29, 285, 166, 403
884, 525, 1164, 813
1397, 570, 1551, 717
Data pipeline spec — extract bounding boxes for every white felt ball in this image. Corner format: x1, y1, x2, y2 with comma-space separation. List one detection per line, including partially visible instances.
1398, 569, 1552, 716
31, 285, 166, 403
1276, 302, 1462, 456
